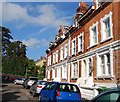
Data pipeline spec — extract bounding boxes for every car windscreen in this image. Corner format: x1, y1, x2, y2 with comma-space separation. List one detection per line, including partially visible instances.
29, 78, 38, 80
38, 81, 47, 85
58, 83, 80, 93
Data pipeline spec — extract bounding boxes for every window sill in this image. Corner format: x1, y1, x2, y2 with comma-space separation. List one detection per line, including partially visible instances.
89, 43, 98, 49
95, 76, 114, 80
71, 77, 78, 80
78, 50, 83, 53
100, 37, 112, 43
62, 78, 67, 80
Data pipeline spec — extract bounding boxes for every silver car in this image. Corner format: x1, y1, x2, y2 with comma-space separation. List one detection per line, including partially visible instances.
14, 78, 24, 85
29, 80, 47, 97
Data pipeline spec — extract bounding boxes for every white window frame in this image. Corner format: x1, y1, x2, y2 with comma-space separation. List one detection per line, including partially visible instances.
64, 44, 68, 59
72, 38, 76, 55
78, 32, 84, 52
47, 70, 50, 79
53, 53, 56, 64
52, 69, 55, 79
96, 49, 113, 78
56, 50, 58, 63
89, 21, 98, 47
71, 61, 78, 78
100, 11, 113, 43
88, 57, 93, 77
49, 55, 51, 65
60, 47, 64, 60
83, 57, 93, 77
62, 65, 67, 79
47, 56, 51, 66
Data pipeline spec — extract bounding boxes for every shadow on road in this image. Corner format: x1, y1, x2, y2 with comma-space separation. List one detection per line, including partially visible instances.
2, 91, 20, 101
2, 85, 8, 87
2, 89, 8, 93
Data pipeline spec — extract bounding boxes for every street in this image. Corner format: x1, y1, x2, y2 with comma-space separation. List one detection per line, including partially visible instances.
2, 80, 39, 102
1, 78, 88, 102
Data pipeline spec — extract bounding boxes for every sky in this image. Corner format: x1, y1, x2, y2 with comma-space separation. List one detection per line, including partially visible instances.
1, 0, 93, 61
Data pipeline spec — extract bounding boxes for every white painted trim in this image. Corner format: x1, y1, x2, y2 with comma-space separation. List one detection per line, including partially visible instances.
89, 21, 98, 47
96, 48, 114, 78
78, 32, 84, 52
100, 11, 113, 42
72, 38, 76, 55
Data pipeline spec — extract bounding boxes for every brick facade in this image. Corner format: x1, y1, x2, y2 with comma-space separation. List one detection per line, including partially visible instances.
45, 1, 120, 99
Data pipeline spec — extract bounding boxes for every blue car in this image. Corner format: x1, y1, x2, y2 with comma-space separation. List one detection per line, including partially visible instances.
39, 82, 82, 102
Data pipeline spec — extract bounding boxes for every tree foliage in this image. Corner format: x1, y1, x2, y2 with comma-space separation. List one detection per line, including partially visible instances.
0, 26, 13, 56
1, 26, 42, 77
2, 41, 28, 76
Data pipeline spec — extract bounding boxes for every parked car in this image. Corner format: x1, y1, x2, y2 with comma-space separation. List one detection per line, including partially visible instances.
14, 78, 24, 85
90, 87, 120, 102
29, 80, 47, 97
9, 77, 16, 82
23, 77, 38, 89
39, 82, 82, 102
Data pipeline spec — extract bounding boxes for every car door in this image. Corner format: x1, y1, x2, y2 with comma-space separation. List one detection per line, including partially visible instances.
40, 82, 56, 102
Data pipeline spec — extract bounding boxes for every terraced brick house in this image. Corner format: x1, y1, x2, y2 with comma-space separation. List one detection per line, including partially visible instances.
45, 0, 120, 99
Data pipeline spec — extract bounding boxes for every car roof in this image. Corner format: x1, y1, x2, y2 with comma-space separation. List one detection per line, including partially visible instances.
29, 77, 38, 78
90, 87, 120, 101
48, 81, 77, 85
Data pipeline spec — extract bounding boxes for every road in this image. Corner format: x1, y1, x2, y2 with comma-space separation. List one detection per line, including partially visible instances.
2, 80, 39, 102
1, 78, 88, 102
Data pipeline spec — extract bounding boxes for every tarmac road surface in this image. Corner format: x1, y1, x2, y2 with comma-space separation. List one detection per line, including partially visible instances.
2, 79, 39, 102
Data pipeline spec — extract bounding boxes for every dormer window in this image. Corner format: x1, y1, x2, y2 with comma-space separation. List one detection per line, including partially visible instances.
96, 0, 104, 9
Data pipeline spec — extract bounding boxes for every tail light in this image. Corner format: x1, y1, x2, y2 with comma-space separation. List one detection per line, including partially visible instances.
56, 91, 60, 96
37, 85, 42, 88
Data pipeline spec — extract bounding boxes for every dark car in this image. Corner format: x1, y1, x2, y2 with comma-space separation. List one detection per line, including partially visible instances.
23, 77, 38, 89
39, 82, 82, 102
29, 80, 47, 97
90, 87, 120, 102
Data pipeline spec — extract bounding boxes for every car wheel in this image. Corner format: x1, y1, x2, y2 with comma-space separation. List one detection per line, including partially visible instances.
14, 81, 17, 84
39, 95, 41, 102
33, 90, 36, 97
25, 85, 28, 89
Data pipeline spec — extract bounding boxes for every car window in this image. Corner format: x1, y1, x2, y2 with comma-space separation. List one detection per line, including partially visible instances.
43, 83, 56, 90
39, 81, 46, 85
32, 81, 37, 85
29, 78, 38, 80
59, 84, 80, 93
94, 92, 120, 102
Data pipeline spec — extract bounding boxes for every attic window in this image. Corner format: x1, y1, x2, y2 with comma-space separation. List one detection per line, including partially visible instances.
96, 0, 104, 9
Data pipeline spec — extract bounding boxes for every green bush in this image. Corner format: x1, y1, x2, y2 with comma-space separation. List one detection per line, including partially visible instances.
97, 87, 111, 94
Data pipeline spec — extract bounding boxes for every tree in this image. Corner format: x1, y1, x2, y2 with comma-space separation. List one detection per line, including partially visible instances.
0, 26, 13, 56
37, 62, 46, 80
2, 41, 28, 76
26, 59, 37, 77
